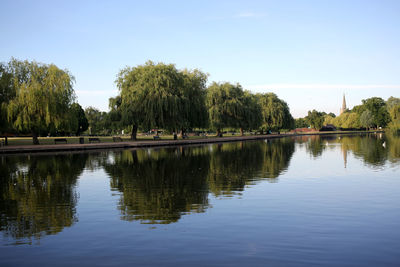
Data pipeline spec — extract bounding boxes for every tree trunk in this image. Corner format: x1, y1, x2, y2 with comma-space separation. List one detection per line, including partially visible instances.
32, 132, 39, 145
180, 128, 185, 139
130, 124, 138, 140
216, 128, 221, 137
240, 128, 244, 136
4, 136, 8, 146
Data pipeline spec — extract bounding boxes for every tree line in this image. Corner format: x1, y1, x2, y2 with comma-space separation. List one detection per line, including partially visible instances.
2, 58, 399, 145
295, 96, 400, 132
1, 59, 294, 144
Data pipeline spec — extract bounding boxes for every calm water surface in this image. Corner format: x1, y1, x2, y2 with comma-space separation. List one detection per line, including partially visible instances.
1, 134, 399, 266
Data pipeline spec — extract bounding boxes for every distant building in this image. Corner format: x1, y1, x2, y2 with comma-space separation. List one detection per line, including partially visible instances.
340, 94, 347, 115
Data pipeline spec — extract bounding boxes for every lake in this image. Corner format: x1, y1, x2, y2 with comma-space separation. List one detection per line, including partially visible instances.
1, 133, 399, 266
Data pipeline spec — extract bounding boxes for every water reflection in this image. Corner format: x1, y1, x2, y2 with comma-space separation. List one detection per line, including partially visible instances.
207, 142, 265, 196
297, 133, 400, 168
103, 147, 210, 224
104, 139, 295, 223
339, 134, 387, 167
208, 139, 295, 196
0, 154, 87, 244
1, 133, 398, 243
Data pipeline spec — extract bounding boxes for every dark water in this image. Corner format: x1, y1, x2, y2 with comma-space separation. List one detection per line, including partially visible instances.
1, 133, 399, 266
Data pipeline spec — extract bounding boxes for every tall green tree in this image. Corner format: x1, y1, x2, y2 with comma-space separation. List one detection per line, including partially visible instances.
107, 96, 123, 134
117, 61, 190, 139
353, 97, 390, 128
386, 97, 400, 133
360, 110, 374, 130
240, 92, 262, 135
386, 96, 400, 111
339, 112, 361, 128
206, 82, 261, 136
295, 118, 308, 128
305, 110, 326, 130
84, 107, 108, 135
180, 69, 209, 134
0, 62, 16, 145
257, 93, 294, 132
388, 104, 400, 133
69, 103, 88, 135
362, 97, 390, 128
6, 59, 75, 144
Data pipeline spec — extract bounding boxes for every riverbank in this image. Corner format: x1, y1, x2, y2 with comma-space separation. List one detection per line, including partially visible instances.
0, 130, 384, 155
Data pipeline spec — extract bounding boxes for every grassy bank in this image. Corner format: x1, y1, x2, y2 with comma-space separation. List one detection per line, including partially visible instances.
1, 134, 209, 146
1, 130, 383, 147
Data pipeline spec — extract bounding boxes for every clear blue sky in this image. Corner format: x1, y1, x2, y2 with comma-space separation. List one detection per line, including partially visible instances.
1, 0, 399, 117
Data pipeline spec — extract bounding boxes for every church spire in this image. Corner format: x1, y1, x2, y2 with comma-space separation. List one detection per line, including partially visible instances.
340, 93, 347, 114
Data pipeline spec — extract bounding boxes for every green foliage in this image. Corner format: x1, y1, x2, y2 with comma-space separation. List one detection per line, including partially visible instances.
305, 110, 326, 129
69, 103, 88, 135
328, 112, 361, 129
359, 97, 390, 128
241, 92, 263, 131
323, 115, 335, 126
388, 103, 400, 133
327, 112, 336, 118
181, 69, 209, 130
359, 110, 374, 129
107, 96, 123, 134
85, 107, 108, 135
118, 61, 185, 131
295, 118, 308, 128
386, 96, 400, 111
116, 61, 209, 138
206, 82, 262, 134
257, 93, 294, 131
341, 112, 361, 128
0, 63, 15, 133
5, 59, 75, 142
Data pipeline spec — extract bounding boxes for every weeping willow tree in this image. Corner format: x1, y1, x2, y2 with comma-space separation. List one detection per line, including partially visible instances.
206, 82, 262, 136
0, 62, 15, 145
257, 93, 294, 132
6, 59, 75, 144
179, 69, 209, 134
116, 61, 207, 139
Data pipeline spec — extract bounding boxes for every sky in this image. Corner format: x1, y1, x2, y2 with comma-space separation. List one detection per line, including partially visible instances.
1, 0, 400, 118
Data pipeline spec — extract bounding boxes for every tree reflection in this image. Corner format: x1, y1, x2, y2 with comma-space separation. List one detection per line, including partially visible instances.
385, 132, 400, 164
305, 135, 330, 158
103, 139, 296, 224
207, 139, 295, 196
0, 153, 87, 244
301, 133, 400, 167
260, 138, 295, 179
103, 147, 210, 224
339, 134, 388, 167
207, 142, 265, 196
